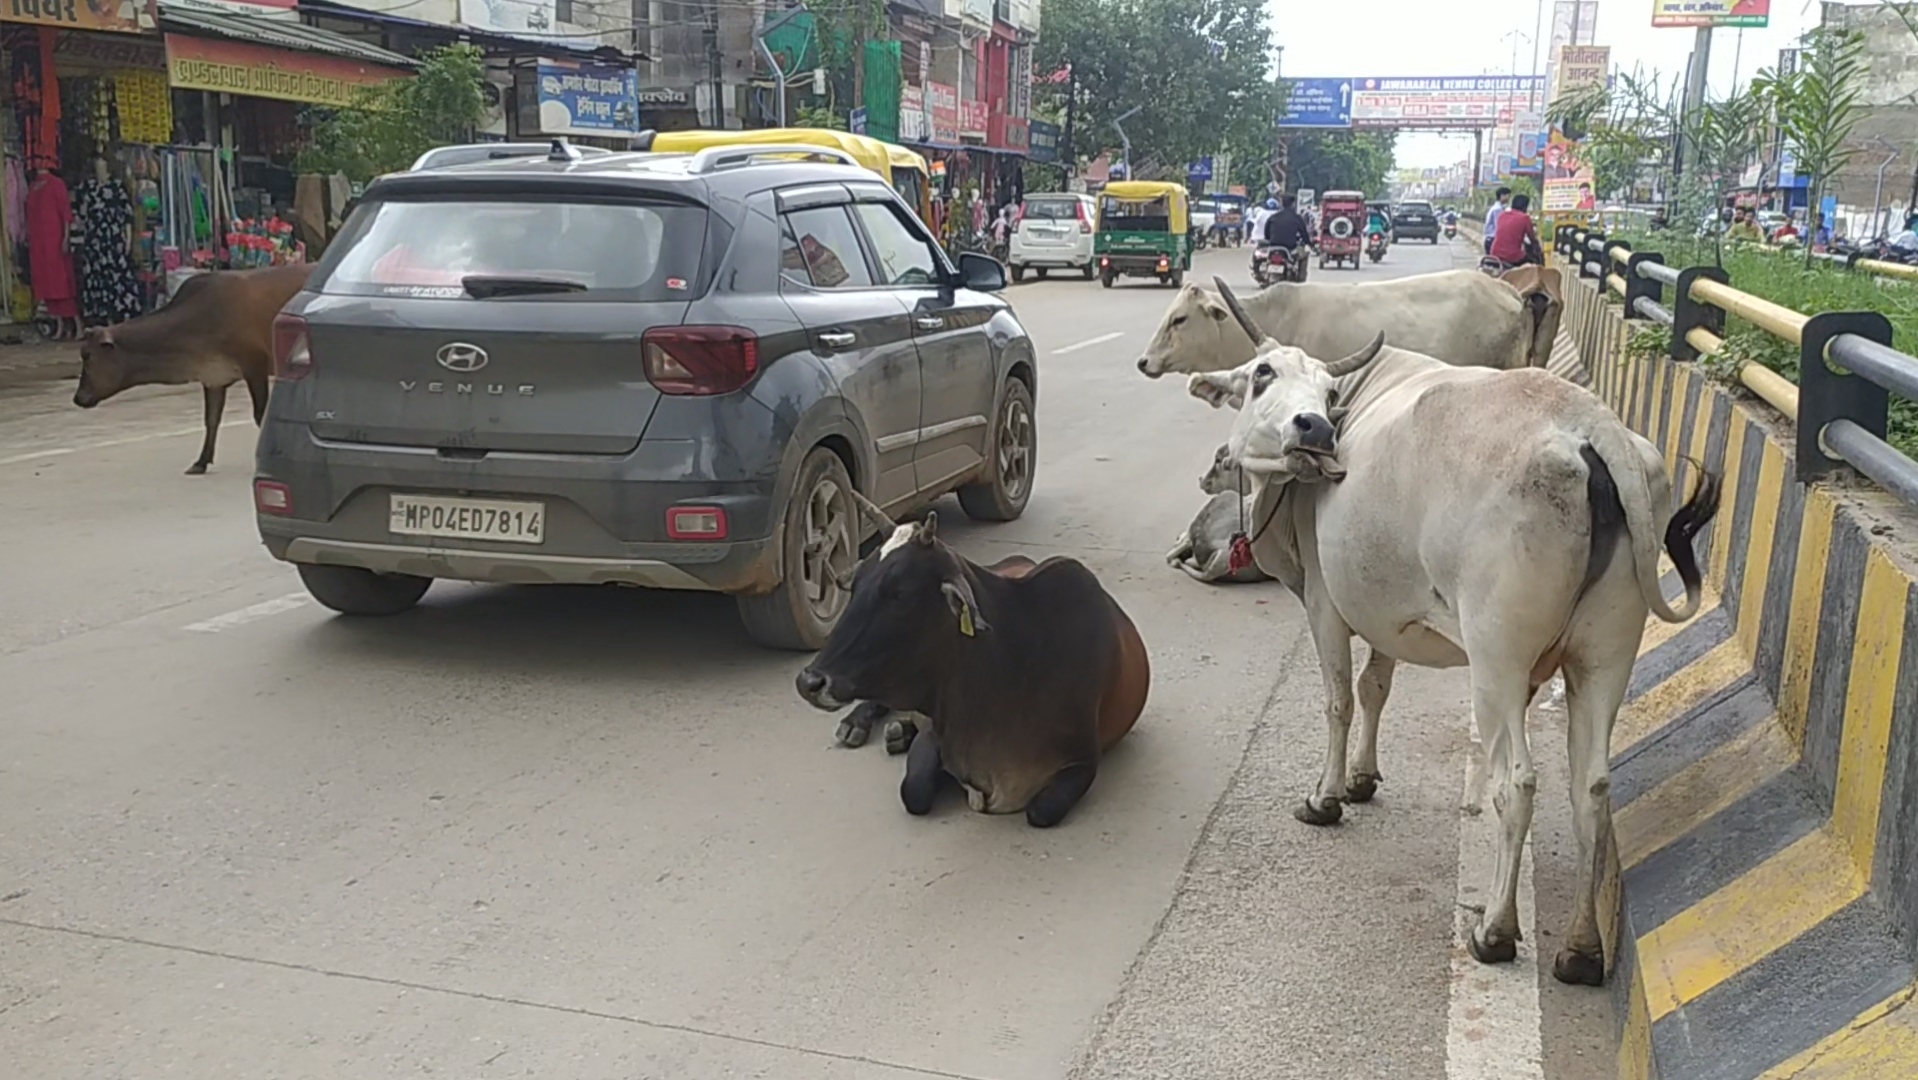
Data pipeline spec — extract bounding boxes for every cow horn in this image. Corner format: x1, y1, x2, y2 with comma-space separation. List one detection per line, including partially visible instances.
1211, 277, 1264, 345
848, 489, 896, 531
1324, 331, 1386, 378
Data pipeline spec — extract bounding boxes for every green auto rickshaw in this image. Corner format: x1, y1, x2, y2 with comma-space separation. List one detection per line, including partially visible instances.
1094, 180, 1192, 288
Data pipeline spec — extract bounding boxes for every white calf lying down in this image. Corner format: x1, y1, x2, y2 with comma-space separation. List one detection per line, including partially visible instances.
1167, 491, 1272, 584
1189, 279, 1720, 987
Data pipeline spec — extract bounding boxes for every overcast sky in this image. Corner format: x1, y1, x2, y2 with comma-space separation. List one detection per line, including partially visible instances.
1271, 0, 1829, 169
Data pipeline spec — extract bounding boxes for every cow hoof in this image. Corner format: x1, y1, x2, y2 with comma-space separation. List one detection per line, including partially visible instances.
1468, 929, 1518, 966
1293, 796, 1343, 826
884, 719, 919, 756
1552, 947, 1606, 987
1346, 772, 1382, 803
185, 462, 209, 476
833, 717, 870, 748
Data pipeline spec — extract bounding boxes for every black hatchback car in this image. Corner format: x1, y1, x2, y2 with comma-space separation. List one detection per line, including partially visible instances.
1392, 200, 1440, 243
254, 142, 1038, 649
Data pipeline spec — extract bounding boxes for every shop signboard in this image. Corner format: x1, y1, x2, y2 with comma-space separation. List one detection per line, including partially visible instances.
1651, 0, 1769, 28
959, 99, 987, 140
1026, 118, 1060, 163
461, 0, 572, 41
990, 114, 1028, 153
926, 81, 960, 143
53, 28, 166, 69
1552, 45, 1609, 102
536, 59, 639, 137
899, 84, 928, 142
165, 34, 406, 108
2, 0, 156, 35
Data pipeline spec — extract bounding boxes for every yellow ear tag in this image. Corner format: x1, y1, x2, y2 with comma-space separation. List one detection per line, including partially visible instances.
958, 607, 976, 637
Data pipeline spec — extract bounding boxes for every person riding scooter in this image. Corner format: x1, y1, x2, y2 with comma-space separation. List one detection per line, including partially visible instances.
1481, 192, 1544, 274
1254, 192, 1314, 282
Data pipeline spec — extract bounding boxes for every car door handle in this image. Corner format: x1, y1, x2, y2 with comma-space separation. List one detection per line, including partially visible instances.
914, 316, 944, 331
818, 331, 857, 348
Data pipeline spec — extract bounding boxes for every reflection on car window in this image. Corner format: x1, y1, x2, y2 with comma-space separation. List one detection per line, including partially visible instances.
852, 203, 939, 286
781, 207, 873, 289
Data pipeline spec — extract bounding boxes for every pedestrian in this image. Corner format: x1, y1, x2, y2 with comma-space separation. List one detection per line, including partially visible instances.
1484, 186, 1512, 255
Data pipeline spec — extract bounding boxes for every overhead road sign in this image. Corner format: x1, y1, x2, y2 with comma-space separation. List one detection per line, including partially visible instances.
1278, 77, 1352, 129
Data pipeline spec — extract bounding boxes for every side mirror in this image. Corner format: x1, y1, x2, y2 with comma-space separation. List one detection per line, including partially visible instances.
956, 251, 1007, 293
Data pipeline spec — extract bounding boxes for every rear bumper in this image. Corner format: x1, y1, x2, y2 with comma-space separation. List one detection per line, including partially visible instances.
1009, 241, 1093, 267
1395, 223, 1439, 238
266, 533, 778, 592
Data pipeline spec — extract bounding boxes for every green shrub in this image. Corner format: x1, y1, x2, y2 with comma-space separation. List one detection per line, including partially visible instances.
1617, 231, 1918, 458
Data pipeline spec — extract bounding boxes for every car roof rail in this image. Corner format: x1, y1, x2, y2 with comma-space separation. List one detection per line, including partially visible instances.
548, 138, 583, 163
686, 144, 862, 174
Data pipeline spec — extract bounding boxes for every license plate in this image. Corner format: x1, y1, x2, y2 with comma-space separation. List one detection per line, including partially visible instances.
389, 494, 545, 544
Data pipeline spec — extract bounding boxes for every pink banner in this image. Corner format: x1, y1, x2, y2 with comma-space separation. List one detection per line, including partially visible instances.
960, 99, 987, 139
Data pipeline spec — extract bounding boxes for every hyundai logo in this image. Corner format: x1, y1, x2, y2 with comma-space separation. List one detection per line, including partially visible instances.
436, 343, 489, 372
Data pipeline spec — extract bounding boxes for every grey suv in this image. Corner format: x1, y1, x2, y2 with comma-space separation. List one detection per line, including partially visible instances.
254, 143, 1038, 649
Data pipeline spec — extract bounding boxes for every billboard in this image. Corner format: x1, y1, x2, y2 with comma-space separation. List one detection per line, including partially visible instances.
1542, 0, 1599, 108
1651, 0, 1770, 28
1349, 76, 1545, 129
1552, 45, 1610, 102
1280, 77, 1353, 128
535, 59, 639, 138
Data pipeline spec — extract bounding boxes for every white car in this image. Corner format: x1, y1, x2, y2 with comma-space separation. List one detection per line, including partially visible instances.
1008, 193, 1098, 282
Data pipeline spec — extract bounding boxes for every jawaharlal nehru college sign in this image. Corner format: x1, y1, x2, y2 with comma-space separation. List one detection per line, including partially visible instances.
164, 34, 406, 108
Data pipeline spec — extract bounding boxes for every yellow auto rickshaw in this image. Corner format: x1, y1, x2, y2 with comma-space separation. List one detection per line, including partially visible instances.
644, 128, 934, 226
1094, 180, 1192, 288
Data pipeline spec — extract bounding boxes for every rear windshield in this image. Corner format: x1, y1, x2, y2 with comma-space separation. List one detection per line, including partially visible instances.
1100, 196, 1169, 231
1398, 203, 1433, 214
320, 199, 707, 301
1022, 198, 1081, 220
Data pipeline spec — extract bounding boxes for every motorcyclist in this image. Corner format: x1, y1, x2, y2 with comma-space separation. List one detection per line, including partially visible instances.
1256, 193, 1313, 282
1487, 192, 1544, 268
1366, 205, 1391, 242
1247, 197, 1277, 247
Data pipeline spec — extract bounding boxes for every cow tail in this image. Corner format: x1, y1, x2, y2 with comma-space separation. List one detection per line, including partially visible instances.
1585, 424, 1721, 624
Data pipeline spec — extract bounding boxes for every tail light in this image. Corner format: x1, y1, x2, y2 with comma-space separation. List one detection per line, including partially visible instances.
1077, 201, 1092, 234
1157, 256, 1170, 271
642, 326, 760, 396
273, 314, 312, 380
666, 506, 729, 540
254, 479, 293, 516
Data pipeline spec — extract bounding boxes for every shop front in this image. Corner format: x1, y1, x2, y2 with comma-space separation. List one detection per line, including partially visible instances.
900, 79, 1024, 253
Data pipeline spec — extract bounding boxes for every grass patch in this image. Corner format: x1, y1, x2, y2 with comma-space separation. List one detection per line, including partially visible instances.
1616, 232, 1918, 458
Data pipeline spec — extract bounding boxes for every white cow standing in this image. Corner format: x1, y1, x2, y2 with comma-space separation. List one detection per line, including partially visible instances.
1135, 269, 1561, 378
1186, 280, 1718, 984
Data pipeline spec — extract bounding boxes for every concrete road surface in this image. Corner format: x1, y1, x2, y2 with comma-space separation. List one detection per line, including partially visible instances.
0, 235, 1612, 1080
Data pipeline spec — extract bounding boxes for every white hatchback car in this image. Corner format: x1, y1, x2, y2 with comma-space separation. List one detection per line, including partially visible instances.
1008, 193, 1097, 282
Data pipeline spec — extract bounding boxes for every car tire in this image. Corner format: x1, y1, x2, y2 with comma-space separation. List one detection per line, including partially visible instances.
1011, 264, 1026, 283
958, 378, 1036, 523
737, 447, 857, 652
1036, 267, 1048, 280
1169, 269, 1184, 287
1101, 271, 1114, 288
298, 564, 431, 617
1081, 262, 1096, 280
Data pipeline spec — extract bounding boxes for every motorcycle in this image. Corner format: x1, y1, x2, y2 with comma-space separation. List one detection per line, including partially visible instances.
1251, 245, 1306, 287
1442, 218, 1458, 240
1365, 230, 1387, 264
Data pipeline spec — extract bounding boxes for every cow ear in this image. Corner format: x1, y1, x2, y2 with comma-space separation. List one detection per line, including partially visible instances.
941, 576, 990, 636
1202, 297, 1229, 321
1187, 372, 1243, 410
913, 511, 938, 546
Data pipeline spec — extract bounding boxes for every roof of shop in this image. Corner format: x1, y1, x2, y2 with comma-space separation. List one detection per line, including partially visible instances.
297, 0, 644, 61
159, 1, 418, 69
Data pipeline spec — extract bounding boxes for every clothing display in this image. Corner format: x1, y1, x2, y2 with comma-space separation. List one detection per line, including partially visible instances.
25, 170, 76, 319
77, 176, 142, 325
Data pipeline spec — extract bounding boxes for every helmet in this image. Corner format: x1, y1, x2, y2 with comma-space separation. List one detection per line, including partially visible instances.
1265, 198, 1279, 210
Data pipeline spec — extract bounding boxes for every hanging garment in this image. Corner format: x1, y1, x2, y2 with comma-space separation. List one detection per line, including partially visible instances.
77, 177, 143, 324
25, 171, 78, 318
293, 173, 327, 252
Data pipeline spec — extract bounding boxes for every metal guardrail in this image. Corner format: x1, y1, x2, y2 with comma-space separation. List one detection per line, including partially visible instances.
1558, 226, 1915, 506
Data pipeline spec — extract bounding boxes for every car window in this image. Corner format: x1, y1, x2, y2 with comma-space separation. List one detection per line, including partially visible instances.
780, 206, 874, 290
851, 202, 940, 286
1021, 198, 1080, 221
321, 199, 705, 301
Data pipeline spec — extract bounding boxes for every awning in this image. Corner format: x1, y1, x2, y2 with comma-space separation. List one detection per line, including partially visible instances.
297, 0, 642, 62
159, 0, 415, 70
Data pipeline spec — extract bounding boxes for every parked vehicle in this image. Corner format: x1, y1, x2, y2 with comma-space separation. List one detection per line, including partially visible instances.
255, 141, 1037, 650
1214, 193, 1247, 246
1192, 197, 1219, 249
1007, 193, 1097, 281
1392, 200, 1441, 243
409, 142, 614, 171
1094, 181, 1192, 288
1317, 190, 1366, 269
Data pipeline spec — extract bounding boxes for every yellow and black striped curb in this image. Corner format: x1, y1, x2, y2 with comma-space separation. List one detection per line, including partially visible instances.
1560, 274, 1918, 1080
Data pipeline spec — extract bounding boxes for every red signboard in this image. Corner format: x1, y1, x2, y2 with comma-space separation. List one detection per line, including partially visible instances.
1, 0, 156, 34
989, 114, 1028, 153
960, 99, 988, 140
926, 81, 960, 144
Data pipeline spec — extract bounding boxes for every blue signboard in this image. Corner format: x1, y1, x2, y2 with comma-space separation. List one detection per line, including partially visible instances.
1280, 77, 1352, 129
1188, 157, 1213, 182
849, 107, 868, 135
536, 59, 640, 138
1028, 119, 1061, 164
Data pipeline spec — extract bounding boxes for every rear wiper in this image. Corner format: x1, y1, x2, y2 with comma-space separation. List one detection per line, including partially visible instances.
462, 275, 589, 299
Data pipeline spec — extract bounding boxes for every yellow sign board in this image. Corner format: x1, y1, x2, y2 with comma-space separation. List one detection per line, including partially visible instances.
165, 34, 404, 108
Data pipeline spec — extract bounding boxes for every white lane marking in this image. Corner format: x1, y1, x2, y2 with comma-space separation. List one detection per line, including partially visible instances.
1051, 331, 1124, 356
184, 593, 311, 633
1445, 721, 1545, 1080
0, 419, 251, 468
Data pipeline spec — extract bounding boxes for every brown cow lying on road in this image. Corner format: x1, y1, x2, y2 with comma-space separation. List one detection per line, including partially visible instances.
73, 263, 316, 474
796, 497, 1151, 827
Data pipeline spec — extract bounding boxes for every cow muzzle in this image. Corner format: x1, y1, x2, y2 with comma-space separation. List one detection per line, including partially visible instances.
1137, 357, 1164, 378
73, 386, 99, 409
795, 667, 853, 711
1291, 413, 1337, 454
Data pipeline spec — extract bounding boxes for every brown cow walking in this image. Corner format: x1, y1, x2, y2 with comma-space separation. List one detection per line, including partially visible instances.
73, 263, 316, 474
796, 497, 1150, 828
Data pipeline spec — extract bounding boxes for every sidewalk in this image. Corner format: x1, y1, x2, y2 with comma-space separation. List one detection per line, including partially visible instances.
0, 338, 78, 395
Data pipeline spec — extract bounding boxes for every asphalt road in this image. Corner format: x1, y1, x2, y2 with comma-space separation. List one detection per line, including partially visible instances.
0, 234, 1612, 1080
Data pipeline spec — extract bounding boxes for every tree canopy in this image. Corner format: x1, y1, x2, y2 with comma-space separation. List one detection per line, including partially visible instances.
1033, 0, 1287, 174
1272, 131, 1399, 195
298, 45, 489, 182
